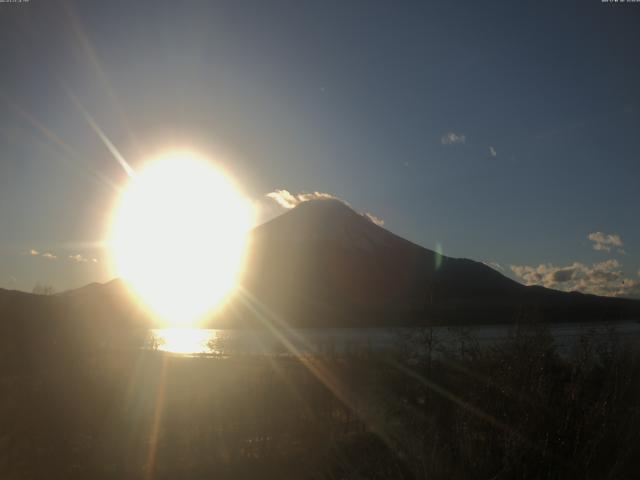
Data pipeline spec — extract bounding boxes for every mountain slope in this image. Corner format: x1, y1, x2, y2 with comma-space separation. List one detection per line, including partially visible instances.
0, 279, 149, 354
220, 199, 639, 327
3, 199, 639, 329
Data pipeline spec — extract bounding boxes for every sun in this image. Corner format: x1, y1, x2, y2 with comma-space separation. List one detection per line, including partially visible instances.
109, 152, 254, 327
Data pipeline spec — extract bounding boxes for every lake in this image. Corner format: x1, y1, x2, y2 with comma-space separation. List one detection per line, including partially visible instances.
151, 320, 640, 356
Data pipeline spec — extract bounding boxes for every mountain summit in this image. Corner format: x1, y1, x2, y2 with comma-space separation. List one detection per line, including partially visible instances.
226, 199, 638, 327
3, 199, 638, 328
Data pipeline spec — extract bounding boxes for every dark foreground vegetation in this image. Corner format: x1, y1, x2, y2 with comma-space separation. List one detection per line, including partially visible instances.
1, 320, 639, 479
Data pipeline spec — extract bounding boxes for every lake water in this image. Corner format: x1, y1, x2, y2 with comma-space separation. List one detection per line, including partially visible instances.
151, 320, 640, 356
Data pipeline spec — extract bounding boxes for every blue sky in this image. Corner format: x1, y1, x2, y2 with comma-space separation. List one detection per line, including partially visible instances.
1, 0, 639, 296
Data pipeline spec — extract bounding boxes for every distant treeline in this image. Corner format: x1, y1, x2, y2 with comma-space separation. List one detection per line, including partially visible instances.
1, 316, 639, 479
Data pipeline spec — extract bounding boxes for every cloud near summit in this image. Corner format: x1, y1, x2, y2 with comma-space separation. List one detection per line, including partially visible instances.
266, 190, 341, 209
363, 212, 385, 227
265, 189, 385, 226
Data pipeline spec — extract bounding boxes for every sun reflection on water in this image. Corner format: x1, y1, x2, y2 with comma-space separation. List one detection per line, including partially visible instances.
152, 328, 217, 355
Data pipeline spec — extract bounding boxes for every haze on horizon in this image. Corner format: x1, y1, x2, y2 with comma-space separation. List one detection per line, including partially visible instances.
1, 0, 639, 299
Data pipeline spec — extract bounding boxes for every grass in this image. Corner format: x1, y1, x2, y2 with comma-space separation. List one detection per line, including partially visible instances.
1, 321, 639, 479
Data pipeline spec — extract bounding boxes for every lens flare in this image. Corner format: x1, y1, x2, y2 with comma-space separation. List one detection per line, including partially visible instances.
109, 152, 254, 326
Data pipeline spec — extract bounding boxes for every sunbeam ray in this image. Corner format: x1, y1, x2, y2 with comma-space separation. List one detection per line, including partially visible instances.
0, 92, 120, 191
61, 1, 142, 156
63, 86, 135, 177
235, 286, 397, 450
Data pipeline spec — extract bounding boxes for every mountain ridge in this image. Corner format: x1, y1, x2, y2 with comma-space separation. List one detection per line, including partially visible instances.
2, 199, 639, 328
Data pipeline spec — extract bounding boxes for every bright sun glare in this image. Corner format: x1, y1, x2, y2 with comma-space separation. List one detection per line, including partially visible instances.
109, 152, 254, 327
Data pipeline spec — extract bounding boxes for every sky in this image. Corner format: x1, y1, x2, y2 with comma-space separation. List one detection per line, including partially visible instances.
0, 0, 639, 297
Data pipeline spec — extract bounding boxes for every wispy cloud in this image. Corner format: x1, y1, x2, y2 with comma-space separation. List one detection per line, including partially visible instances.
489, 146, 497, 157
265, 189, 385, 227
297, 191, 342, 204
363, 212, 384, 227
27, 249, 57, 260
25, 248, 98, 263
69, 254, 99, 263
588, 231, 625, 253
441, 132, 466, 145
266, 189, 342, 209
510, 259, 639, 298
266, 189, 300, 209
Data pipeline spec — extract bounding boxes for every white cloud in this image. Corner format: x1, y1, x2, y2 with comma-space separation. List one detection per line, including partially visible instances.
441, 132, 466, 145
489, 146, 497, 157
70, 254, 89, 263
266, 189, 343, 209
588, 231, 624, 253
69, 254, 99, 264
266, 189, 385, 227
266, 189, 301, 209
510, 259, 639, 298
26, 249, 99, 263
26, 249, 56, 260
297, 191, 342, 204
363, 212, 384, 226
